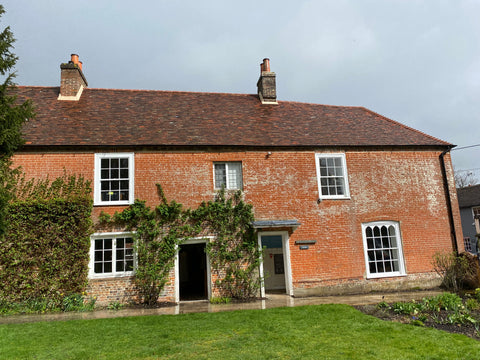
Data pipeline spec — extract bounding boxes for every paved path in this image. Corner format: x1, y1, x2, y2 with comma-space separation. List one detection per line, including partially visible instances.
0, 289, 443, 325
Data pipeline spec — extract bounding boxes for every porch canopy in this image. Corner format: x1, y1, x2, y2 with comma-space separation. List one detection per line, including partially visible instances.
252, 220, 301, 230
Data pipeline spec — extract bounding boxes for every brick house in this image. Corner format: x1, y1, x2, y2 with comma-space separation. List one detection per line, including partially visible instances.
12, 55, 463, 304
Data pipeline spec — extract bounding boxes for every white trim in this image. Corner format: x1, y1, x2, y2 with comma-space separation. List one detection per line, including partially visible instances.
94, 153, 135, 206
258, 231, 293, 297
89, 232, 135, 279
315, 153, 350, 200
361, 221, 406, 279
57, 84, 84, 101
174, 237, 213, 303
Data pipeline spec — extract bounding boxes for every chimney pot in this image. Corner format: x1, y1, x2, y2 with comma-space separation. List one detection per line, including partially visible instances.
71, 54, 79, 65
262, 58, 270, 72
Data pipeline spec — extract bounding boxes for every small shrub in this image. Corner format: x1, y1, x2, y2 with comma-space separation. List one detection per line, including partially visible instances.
466, 298, 480, 311
423, 292, 463, 312
210, 297, 232, 304
475, 288, 480, 302
107, 301, 124, 310
432, 252, 478, 292
376, 301, 390, 310
392, 300, 424, 315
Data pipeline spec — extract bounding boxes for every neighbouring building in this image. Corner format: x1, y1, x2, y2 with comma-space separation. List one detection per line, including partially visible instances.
457, 184, 480, 255
12, 54, 463, 304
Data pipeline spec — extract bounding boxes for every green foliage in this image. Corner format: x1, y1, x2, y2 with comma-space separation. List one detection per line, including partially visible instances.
192, 189, 261, 300
0, 5, 35, 237
62, 293, 96, 312
209, 296, 231, 304
475, 288, 480, 301
0, 293, 95, 315
386, 292, 479, 328
100, 186, 260, 304
422, 292, 463, 312
465, 298, 480, 311
0, 173, 93, 303
107, 301, 124, 311
100, 185, 197, 305
392, 300, 423, 315
432, 251, 476, 292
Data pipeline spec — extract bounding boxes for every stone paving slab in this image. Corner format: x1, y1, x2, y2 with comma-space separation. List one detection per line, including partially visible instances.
0, 289, 444, 325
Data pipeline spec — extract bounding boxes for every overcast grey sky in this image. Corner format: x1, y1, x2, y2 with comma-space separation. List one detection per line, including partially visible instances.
3, 0, 480, 176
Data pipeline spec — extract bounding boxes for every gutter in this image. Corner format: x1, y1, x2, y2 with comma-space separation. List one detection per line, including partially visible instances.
439, 146, 459, 254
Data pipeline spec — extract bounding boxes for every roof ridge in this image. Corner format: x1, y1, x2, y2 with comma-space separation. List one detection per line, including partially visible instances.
86, 87, 256, 97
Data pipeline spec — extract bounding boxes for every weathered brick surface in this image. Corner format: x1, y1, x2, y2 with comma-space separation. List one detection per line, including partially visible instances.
12, 149, 462, 302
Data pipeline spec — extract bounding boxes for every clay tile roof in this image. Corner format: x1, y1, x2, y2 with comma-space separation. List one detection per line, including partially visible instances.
15, 86, 451, 148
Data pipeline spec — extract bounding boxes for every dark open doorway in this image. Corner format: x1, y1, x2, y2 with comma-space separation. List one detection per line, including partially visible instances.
179, 243, 208, 301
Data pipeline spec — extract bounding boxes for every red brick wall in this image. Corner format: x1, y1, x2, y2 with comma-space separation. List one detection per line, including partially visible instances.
12, 149, 462, 301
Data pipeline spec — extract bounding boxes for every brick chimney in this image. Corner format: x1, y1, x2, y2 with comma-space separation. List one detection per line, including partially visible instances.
58, 54, 88, 101
257, 58, 277, 104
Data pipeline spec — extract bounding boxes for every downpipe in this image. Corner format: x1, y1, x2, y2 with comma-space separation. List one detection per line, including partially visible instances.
439, 147, 459, 255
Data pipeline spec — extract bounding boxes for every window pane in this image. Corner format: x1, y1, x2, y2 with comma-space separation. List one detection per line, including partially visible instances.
101, 181, 110, 191
104, 262, 112, 273
120, 158, 129, 168
228, 163, 242, 189
101, 158, 109, 169
117, 249, 125, 260
111, 181, 119, 190
215, 164, 226, 188
111, 158, 119, 168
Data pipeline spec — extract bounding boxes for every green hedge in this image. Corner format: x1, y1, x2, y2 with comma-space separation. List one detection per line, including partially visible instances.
0, 175, 92, 302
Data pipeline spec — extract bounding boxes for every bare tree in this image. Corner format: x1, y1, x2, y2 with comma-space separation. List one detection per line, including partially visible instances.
454, 167, 479, 188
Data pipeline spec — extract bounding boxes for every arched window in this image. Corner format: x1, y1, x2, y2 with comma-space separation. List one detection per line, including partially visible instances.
362, 221, 405, 278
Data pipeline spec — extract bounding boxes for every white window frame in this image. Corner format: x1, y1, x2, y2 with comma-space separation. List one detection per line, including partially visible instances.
315, 153, 350, 199
89, 232, 136, 279
362, 221, 406, 279
213, 162, 243, 190
94, 153, 134, 206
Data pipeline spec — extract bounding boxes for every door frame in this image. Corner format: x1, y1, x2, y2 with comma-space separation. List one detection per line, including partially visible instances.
175, 237, 212, 302
258, 231, 293, 297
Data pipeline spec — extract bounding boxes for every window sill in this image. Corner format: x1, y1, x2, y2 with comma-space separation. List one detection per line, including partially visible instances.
93, 201, 133, 207
89, 272, 134, 280
318, 196, 351, 201
366, 272, 406, 280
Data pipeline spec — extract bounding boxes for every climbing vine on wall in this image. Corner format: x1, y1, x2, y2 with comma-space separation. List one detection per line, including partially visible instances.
192, 190, 261, 300
99, 185, 261, 304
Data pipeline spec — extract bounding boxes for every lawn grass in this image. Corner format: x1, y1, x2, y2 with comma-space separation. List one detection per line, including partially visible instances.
1, 304, 479, 359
